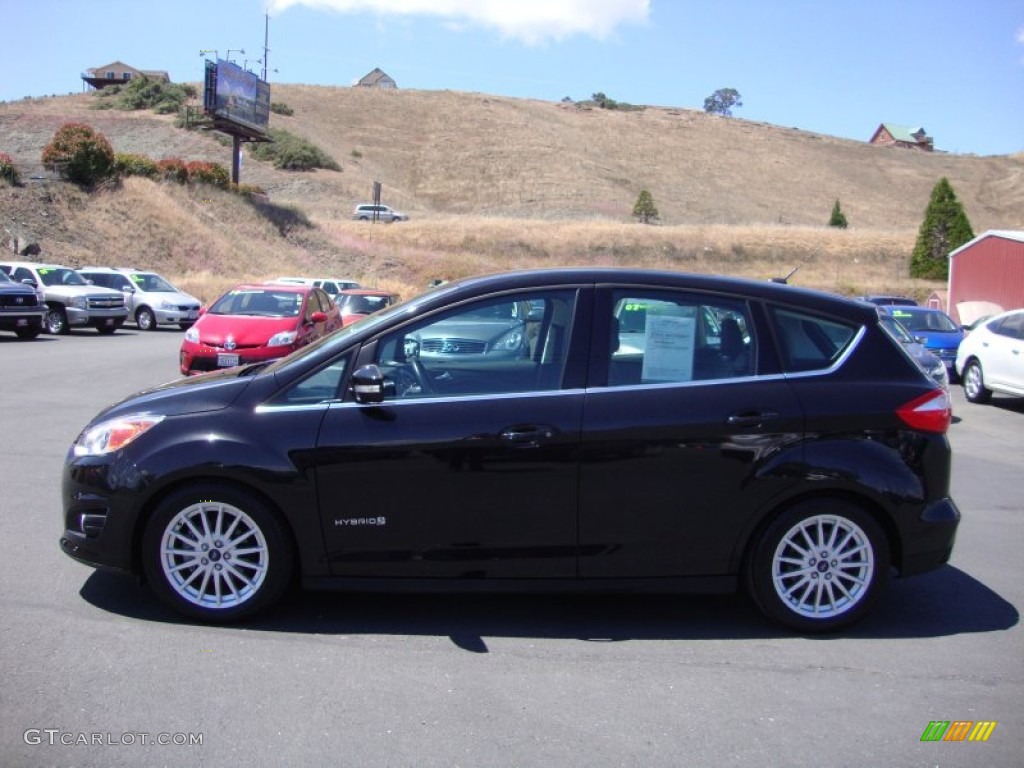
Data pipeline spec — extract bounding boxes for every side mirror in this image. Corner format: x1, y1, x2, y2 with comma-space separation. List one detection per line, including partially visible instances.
351, 364, 386, 404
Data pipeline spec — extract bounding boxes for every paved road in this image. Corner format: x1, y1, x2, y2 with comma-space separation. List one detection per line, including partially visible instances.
1, 328, 1021, 767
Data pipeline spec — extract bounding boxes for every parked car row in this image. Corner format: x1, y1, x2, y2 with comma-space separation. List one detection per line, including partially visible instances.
0, 261, 201, 336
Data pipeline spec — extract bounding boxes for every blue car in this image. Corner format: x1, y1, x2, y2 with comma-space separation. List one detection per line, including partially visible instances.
882, 306, 964, 380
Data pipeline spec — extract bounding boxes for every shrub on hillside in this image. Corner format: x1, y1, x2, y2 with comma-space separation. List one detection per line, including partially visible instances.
187, 160, 230, 188
157, 157, 189, 184
114, 152, 159, 178
95, 77, 197, 115
0, 152, 21, 185
270, 102, 294, 116
41, 123, 115, 187
249, 128, 340, 171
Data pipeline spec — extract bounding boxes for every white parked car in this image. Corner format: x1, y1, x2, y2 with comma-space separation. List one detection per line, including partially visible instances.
955, 309, 1024, 403
351, 204, 408, 222
271, 277, 361, 299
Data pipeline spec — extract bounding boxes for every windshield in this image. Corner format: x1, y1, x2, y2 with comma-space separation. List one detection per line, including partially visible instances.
38, 267, 88, 287
131, 272, 177, 292
879, 314, 915, 344
890, 309, 958, 333
0, 271, 11, 284
210, 288, 304, 318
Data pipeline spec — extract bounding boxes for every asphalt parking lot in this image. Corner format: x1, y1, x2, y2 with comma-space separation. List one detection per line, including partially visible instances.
1, 327, 1021, 767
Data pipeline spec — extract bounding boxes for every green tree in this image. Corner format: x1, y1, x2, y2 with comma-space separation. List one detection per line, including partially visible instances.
703, 88, 742, 116
632, 190, 659, 224
0, 152, 20, 185
41, 123, 115, 187
910, 177, 974, 279
828, 199, 848, 229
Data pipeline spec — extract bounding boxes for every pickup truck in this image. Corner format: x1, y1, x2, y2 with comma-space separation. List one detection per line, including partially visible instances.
0, 269, 46, 339
1, 261, 128, 334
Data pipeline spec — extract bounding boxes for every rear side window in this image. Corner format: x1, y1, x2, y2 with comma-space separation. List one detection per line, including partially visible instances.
770, 307, 857, 373
603, 290, 754, 385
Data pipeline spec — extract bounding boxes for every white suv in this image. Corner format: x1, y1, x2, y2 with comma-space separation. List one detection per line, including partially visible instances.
351, 204, 408, 222
78, 267, 201, 331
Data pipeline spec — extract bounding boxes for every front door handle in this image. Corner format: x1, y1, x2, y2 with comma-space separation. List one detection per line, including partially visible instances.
499, 424, 557, 447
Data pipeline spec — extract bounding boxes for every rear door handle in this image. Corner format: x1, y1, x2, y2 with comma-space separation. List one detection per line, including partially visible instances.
727, 411, 779, 428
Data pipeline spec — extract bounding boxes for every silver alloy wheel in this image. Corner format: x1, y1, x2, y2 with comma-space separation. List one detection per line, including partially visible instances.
771, 513, 874, 619
963, 361, 986, 401
136, 307, 155, 330
159, 500, 269, 610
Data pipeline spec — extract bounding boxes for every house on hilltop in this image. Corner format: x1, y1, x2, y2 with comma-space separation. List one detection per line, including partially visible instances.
869, 123, 933, 151
81, 61, 170, 90
354, 68, 397, 89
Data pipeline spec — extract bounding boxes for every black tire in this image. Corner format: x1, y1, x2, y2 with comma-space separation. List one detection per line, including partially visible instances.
136, 307, 157, 331
45, 306, 68, 335
962, 359, 992, 404
746, 499, 889, 633
142, 483, 294, 622
15, 325, 41, 340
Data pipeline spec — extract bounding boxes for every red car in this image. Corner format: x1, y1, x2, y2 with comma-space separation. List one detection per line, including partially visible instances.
180, 283, 342, 375
337, 288, 402, 327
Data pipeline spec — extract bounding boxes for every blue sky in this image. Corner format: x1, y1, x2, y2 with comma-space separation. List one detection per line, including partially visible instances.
3, 0, 1022, 156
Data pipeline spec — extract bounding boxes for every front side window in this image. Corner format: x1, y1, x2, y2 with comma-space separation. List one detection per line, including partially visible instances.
992, 312, 1024, 340
373, 290, 577, 398
604, 290, 754, 386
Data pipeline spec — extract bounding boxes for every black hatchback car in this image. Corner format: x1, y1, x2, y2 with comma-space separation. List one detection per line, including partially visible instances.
60, 269, 959, 632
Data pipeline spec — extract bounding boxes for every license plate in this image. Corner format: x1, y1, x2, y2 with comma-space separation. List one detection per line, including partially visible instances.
16, 318, 27, 327
104, 318, 115, 326
217, 353, 240, 367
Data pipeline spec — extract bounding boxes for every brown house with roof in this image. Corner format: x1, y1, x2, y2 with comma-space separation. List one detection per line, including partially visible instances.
81, 61, 171, 90
868, 123, 934, 151
355, 68, 397, 89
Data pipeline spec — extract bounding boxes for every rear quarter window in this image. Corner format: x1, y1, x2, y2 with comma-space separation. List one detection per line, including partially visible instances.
770, 307, 858, 373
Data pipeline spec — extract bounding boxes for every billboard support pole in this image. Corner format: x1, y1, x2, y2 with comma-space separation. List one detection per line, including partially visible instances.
232, 136, 241, 185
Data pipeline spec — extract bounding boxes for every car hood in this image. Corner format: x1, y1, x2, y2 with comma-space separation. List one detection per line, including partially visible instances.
194, 315, 298, 346
915, 330, 963, 347
94, 367, 257, 422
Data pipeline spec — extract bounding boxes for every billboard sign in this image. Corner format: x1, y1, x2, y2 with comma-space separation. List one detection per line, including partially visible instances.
203, 59, 270, 136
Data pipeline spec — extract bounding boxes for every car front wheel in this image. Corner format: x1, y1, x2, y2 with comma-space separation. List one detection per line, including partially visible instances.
45, 306, 68, 334
962, 359, 992, 404
136, 307, 156, 330
747, 500, 889, 633
142, 484, 293, 622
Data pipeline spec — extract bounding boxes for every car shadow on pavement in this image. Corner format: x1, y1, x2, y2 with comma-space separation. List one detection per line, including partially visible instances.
79, 563, 1017, 647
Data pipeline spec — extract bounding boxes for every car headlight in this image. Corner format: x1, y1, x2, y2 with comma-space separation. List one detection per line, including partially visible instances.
70, 296, 87, 310
267, 330, 297, 347
491, 329, 524, 353
929, 360, 949, 387
159, 300, 176, 310
184, 326, 200, 343
74, 414, 165, 457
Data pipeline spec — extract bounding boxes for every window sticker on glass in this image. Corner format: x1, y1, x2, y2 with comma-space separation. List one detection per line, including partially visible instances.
642, 314, 696, 382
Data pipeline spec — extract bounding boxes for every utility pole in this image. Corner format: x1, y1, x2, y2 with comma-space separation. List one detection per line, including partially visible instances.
262, 13, 270, 82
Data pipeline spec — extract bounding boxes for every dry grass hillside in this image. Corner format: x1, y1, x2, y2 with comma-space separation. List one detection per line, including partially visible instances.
2, 86, 1022, 303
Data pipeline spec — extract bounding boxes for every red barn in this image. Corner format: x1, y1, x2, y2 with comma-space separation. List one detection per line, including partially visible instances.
947, 230, 1024, 325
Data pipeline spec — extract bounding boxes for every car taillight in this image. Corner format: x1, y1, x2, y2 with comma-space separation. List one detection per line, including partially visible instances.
896, 389, 951, 434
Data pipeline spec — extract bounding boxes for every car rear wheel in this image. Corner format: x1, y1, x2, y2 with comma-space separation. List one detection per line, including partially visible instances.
142, 484, 293, 622
962, 359, 992, 404
136, 307, 156, 330
747, 500, 889, 633
45, 306, 68, 335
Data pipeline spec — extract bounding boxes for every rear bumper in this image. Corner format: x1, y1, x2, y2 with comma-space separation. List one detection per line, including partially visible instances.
899, 496, 960, 576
